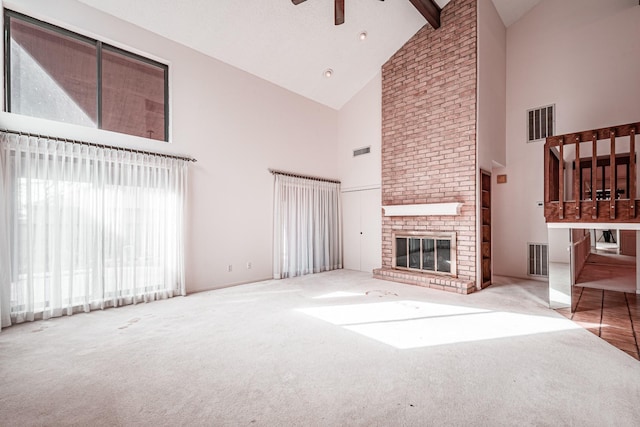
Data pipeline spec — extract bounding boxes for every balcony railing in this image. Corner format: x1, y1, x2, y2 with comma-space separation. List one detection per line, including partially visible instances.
544, 121, 640, 223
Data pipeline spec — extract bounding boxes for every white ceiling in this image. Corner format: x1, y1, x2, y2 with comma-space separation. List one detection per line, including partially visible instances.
491, 0, 543, 26
77, 0, 541, 110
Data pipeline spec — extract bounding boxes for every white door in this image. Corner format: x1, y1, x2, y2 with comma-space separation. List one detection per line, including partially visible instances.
342, 191, 361, 271
360, 188, 381, 273
341, 188, 381, 273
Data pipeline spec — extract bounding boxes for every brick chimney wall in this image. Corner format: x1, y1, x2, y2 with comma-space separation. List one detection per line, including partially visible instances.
377, 0, 478, 290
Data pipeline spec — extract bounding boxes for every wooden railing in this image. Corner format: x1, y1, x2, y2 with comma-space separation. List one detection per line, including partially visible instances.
544, 121, 640, 223
572, 230, 591, 278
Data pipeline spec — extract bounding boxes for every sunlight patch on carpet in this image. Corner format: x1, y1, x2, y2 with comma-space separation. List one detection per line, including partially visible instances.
297, 300, 580, 349
313, 291, 365, 299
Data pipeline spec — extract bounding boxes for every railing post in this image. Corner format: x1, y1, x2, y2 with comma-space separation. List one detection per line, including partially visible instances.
559, 138, 564, 219
592, 132, 598, 219
631, 128, 636, 218
574, 136, 581, 219
544, 141, 550, 204
610, 130, 616, 220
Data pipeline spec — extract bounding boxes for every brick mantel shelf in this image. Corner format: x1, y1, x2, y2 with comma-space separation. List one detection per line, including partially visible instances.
382, 203, 463, 217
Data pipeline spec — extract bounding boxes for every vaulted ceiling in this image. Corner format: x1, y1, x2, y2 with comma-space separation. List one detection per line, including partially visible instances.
77, 0, 542, 110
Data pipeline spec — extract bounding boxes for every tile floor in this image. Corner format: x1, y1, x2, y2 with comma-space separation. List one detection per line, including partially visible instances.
557, 286, 640, 360
557, 250, 640, 360
576, 251, 635, 293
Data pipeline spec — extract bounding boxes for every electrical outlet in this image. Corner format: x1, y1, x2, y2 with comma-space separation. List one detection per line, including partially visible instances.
247, 262, 252, 270
227, 264, 232, 272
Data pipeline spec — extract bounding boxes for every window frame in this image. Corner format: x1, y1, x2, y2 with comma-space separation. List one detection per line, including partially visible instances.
3, 9, 169, 142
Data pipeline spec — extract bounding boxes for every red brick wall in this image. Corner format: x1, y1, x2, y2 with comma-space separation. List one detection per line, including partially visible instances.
380, 0, 478, 284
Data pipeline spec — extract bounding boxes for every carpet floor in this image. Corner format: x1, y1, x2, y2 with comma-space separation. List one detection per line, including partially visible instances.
1, 270, 639, 426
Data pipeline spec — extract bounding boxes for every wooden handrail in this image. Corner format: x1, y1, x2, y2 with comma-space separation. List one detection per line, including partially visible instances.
544, 120, 640, 223
546, 122, 640, 147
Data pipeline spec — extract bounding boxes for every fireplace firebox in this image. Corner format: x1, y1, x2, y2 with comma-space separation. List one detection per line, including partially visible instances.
392, 231, 457, 277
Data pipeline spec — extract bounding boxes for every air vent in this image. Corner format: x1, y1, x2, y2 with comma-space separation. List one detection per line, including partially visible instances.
353, 146, 371, 157
528, 243, 549, 277
527, 104, 555, 143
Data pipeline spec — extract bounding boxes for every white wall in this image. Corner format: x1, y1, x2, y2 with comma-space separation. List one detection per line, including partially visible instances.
337, 72, 382, 191
0, 0, 339, 293
493, 0, 640, 278
477, 0, 506, 171
477, 0, 507, 287
337, 73, 382, 272
548, 228, 571, 264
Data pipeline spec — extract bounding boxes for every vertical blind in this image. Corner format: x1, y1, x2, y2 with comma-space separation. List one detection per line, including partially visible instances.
0, 132, 188, 329
272, 173, 342, 279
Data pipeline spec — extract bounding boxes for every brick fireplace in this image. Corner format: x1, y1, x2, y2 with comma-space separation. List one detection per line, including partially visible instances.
372, 0, 478, 294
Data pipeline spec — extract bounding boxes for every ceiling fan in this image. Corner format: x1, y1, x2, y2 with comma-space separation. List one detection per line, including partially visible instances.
291, 0, 441, 29
291, 0, 370, 26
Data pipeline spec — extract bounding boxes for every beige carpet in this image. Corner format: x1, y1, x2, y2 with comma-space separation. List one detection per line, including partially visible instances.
1, 270, 639, 426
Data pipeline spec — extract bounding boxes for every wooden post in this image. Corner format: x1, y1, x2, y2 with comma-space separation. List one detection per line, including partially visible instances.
592, 132, 598, 219
559, 138, 564, 219
631, 128, 636, 218
574, 136, 581, 219
544, 142, 550, 204
610, 130, 616, 220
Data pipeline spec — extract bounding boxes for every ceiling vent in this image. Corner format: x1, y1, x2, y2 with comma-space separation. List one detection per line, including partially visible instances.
353, 146, 371, 157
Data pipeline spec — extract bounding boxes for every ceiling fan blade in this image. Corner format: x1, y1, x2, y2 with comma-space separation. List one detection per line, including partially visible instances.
291, 0, 306, 5
335, 0, 345, 25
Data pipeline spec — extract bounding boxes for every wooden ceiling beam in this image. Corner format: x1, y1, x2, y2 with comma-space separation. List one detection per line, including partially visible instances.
335, 0, 345, 25
408, 0, 441, 29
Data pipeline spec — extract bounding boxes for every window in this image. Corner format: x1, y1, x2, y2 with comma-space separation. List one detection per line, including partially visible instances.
272, 174, 343, 279
0, 132, 187, 327
4, 10, 168, 141
527, 104, 555, 143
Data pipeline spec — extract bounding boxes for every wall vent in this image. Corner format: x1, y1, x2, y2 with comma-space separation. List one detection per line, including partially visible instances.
528, 243, 549, 277
527, 104, 555, 143
353, 146, 371, 157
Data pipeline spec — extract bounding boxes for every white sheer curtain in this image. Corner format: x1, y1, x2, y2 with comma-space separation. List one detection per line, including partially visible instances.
0, 133, 187, 329
272, 174, 342, 279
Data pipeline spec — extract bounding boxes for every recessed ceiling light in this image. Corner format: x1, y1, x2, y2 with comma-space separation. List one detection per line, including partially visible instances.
359, 31, 368, 41
323, 68, 333, 78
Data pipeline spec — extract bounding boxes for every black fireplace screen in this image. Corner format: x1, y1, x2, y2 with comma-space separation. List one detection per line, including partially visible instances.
394, 234, 455, 275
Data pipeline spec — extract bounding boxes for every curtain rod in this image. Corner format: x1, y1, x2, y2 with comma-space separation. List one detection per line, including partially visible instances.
269, 168, 340, 184
0, 128, 197, 163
